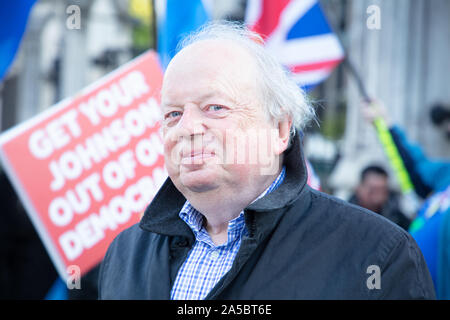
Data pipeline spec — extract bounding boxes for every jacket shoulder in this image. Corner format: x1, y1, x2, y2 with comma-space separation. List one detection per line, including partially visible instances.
98, 223, 161, 299
311, 189, 405, 236
102, 223, 157, 266
306, 189, 436, 299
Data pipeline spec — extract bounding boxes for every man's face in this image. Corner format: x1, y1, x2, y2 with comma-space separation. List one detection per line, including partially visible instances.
356, 173, 389, 213
160, 40, 289, 197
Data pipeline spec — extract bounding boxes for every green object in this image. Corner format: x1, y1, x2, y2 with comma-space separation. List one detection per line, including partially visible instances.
373, 117, 414, 194
409, 216, 425, 233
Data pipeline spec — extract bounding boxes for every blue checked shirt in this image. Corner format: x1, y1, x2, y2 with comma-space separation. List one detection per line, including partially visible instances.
170, 167, 286, 300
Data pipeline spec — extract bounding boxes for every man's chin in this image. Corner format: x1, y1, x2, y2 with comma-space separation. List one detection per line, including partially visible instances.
179, 170, 218, 193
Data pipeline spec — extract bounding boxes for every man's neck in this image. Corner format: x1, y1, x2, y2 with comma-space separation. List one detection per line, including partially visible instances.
205, 221, 230, 246
185, 166, 284, 245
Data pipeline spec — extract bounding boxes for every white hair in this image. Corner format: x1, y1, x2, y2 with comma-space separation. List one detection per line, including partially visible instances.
177, 20, 316, 138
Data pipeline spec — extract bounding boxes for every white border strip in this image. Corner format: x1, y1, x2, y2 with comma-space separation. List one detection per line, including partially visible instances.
267, 33, 344, 66
291, 67, 333, 86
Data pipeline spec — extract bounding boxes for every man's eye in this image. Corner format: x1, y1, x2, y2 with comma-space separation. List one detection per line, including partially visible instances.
165, 111, 182, 119
207, 105, 224, 112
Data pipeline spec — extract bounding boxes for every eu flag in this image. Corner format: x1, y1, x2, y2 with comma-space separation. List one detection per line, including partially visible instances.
156, 0, 211, 70
0, 0, 37, 81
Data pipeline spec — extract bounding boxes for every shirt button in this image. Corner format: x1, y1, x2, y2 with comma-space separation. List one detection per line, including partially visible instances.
210, 250, 219, 259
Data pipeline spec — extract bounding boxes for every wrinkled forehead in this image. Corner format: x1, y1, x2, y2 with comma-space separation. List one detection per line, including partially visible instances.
161, 39, 261, 105
165, 39, 258, 78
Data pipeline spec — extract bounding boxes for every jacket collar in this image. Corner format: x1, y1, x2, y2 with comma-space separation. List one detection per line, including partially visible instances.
139, 132, 308, 241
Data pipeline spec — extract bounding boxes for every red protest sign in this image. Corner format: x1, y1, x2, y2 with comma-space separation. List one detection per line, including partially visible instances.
0, 51, 166, 280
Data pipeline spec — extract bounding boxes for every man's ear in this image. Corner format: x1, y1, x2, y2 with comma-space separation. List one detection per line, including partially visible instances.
274, 118, 292, 155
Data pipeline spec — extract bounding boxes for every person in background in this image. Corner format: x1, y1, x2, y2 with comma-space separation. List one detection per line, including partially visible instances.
363, 100, 450, 300
0, 171, 57, 299
349, 165, 411, 230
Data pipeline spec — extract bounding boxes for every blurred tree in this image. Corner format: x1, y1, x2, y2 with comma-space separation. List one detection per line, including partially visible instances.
128, 0, 155, 56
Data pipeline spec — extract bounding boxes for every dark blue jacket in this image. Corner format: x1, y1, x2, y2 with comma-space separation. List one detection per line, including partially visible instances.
98, 134, 435, 299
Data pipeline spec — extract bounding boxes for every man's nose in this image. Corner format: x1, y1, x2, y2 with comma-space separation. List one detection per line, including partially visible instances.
177, 104, 206, 137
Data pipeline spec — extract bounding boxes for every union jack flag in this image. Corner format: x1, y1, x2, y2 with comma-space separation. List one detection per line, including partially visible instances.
246, 0, 345, 90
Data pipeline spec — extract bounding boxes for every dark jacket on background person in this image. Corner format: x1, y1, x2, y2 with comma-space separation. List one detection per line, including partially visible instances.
0, 171, 58, 299
98, 134, 435, 300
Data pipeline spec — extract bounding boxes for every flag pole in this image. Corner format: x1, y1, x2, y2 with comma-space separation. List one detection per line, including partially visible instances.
342, 58, 370, 103
150, 0, 157, 51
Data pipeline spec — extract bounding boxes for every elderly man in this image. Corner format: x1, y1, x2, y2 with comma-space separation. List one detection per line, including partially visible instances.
98, 22, 435, 299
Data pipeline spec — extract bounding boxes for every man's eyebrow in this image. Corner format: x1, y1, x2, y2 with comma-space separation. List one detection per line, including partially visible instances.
160, 101, 178, 109
199, 92, 215, 100
161, 91, 231, 109
200, 90, 241, 105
